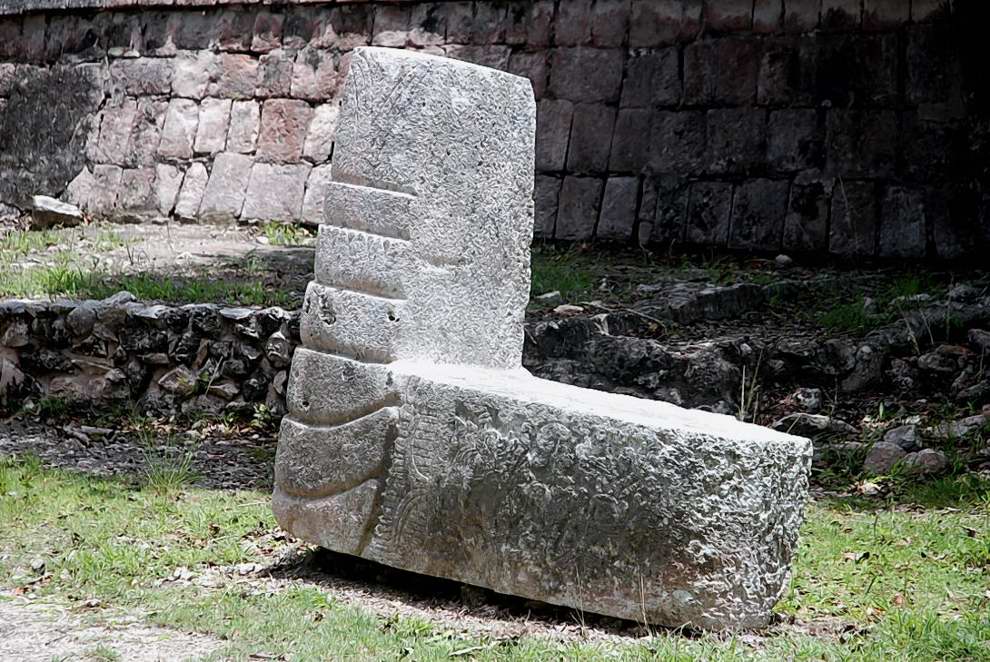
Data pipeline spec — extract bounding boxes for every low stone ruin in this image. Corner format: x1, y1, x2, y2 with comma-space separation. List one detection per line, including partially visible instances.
273, 47, 811, 630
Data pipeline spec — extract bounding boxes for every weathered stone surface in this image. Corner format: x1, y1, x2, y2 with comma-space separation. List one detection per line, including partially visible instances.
257, 99, 313, 163
301, 164, 333, 226
172, 50, 214, 99
535, 99, 573, 172
620, 47, 680, 108
30, 195, 82, 229
226, 100, 260, 154
241, 163, 310, 222
729, 179, 788, 251
154, 163, 183, 215
276, 47, 810, 631
556, 176, 603, 241
829, 180, 878, 257
303, 103, 339, 163
863, 442, 907, 475
685, 181, 733, 246
878, 187, 927, 259
596, 176, 638, 241
566, 103, 615, 174
173, 162, 208, 220
210, 53, 259, 99
193, 98, 232, 155
548, 47, 624, 103
291, 48, 339, 100
199, 152, 253, 222
158, 99, 199, 160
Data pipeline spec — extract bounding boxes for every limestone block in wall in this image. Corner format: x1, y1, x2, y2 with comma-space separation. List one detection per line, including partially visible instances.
556, 176, 603, 241
199, 152, 253, 222
829, 180, 879, 257
597, 176, 638, 241
783, 181, 830, 252
172, 51, 215, 99
686, 181, 733, 246
155, 163, 184, 216
241, 163, 310, 223
303, 104, 339, 163
109, 58, 172, 97
211, 54, 260, 100
821, 0, 862, 30
879, 187, 927, 259
566, 103, 615, 175
609, 108, 651, 173
728, 179, 790, 251
227, 100, 261, 154
628, 0, 701, 47
706, 108, 767, 175
257, 50, 294, 98
651, 176, 690, 244
767, 109, 823, 173
159, 99, 199, 160
94, 99, 138, 165
194, 98, 233, 155
301, 165, 333, 227
704, 0, 753, 32
620, 48, 680, 108
548, 47, 624, 104
784, 0, 822, 32
649, 110, 707, 175
754, 0, 784, 32
534, 175, 561, 238
173, 162, 208, 220
863, 0, 909, 30
257, 99, 312, 163
535, 99, 573, 173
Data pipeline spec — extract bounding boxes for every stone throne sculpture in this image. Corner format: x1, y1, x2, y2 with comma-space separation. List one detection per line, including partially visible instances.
273, 47, 812, 631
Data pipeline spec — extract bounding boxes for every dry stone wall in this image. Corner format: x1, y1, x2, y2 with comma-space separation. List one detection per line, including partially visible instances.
0, 0, 984, 259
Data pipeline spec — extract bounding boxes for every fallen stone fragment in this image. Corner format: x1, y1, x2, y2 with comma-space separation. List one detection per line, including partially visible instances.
928, 414, 990, 441
791, 387, 823, 414
902, 448, 948, 475
274, 48, 811, 631
553, 303, 585, 315
770, 413, 857, 440
29, 196, 83, 229
774, 254, 793, 269
862, 442, 907, 475
157, 366, 198, 397
969, 329, 990, 355
883, 424, 921, 452
536, 290, 562, 305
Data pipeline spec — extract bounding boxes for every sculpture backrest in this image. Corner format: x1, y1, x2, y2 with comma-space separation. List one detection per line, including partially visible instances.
302, 47, 536, 370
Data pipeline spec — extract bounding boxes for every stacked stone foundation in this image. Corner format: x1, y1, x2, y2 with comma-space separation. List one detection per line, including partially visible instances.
0, 0, 986, 259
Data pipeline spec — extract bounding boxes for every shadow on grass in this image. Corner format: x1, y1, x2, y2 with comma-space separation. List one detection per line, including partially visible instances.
266, 545, 695, 641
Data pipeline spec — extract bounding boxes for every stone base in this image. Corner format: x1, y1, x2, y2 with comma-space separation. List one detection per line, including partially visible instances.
274, 352, 811, 630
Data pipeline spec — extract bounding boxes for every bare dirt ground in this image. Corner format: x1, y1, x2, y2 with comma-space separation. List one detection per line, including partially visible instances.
0, 592, 223, 661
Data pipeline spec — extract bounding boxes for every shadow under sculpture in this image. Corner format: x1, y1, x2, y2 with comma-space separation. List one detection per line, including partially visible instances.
273, 47, 812, 630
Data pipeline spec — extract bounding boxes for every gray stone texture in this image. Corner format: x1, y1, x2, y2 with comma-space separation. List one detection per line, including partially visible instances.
277, 47, 811, 631
557, 176, 603, 241
257, 99, 313, 163
597, 176, 638, 241
242, 163, 310, 222
566, 104, 615, 174
199, 152, 253, 223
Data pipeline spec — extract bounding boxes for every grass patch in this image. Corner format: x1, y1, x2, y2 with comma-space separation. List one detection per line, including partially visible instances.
1, 455, 988, 659
0, 266, 292, 307
530, 249, 599, 302
818, 296, 879, 334
262, 223, 311, 247
0, 228, 63, 261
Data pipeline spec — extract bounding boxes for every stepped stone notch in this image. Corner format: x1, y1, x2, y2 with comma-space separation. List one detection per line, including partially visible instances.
274, 47, 812, 630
